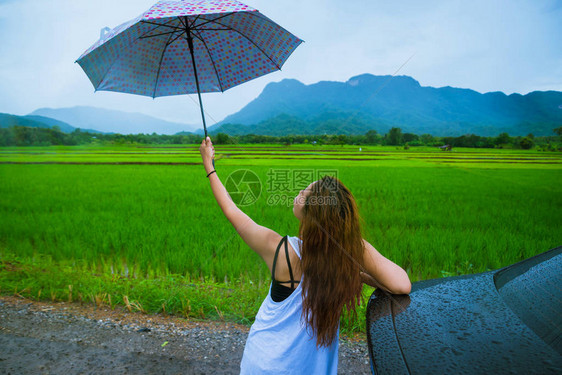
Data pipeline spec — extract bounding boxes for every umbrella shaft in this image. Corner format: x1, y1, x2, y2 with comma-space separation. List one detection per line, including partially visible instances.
185, 22, 208, 138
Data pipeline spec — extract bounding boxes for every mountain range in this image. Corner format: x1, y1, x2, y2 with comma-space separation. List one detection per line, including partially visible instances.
1, 74, 561, 137
28, 106, 197, 135
0, 112, 102, 134
210, 74, 562, 137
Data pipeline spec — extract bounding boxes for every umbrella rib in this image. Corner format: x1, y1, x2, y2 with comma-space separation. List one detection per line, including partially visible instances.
188, 15, 200, 28
152, 31, 180, 98
191, 29, 224, 92
140, 29, 181, 39
192, 13, 233, 28
194, 28, 230, 31
178, 16, 188, 28
140, 19, 183, 33
188, 29, 204, 43
168, 31, 185, 46
95, 55, 122, 91
207, 19, 281, 70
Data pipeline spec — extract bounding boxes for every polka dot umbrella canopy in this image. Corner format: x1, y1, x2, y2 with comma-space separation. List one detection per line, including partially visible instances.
76, 0, 303, 137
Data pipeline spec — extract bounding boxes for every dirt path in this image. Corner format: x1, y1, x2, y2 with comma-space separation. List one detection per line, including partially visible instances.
0, 296, 370, 374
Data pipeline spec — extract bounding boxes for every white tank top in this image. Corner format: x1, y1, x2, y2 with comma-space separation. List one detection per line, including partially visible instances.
240, 236, 339, 374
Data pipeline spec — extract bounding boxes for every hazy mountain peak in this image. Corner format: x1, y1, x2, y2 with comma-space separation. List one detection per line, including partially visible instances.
346, 74, 420, 88
262, 78, 305, 93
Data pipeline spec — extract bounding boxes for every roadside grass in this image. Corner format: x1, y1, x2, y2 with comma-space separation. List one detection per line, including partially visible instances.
0, 252, 266, 325
0, 251, 373, 336
1, 144, 561, 334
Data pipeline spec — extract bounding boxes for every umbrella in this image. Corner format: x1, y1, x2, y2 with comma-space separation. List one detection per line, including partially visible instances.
76, 0, 303, 138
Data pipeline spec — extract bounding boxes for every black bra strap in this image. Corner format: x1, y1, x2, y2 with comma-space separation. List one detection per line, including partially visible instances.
284, 236, 295, 289
271, 236, 286, 281
271, 236, 300, 287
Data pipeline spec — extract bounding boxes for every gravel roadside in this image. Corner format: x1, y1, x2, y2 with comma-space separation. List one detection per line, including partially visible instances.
0, 296, 370, 374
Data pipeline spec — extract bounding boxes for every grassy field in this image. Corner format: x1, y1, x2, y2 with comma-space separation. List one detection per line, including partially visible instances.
1, 144, 561, 333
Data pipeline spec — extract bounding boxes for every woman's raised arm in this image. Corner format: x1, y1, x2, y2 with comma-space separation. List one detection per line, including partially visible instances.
361, 239, 411, 294
199, 137, 281, 270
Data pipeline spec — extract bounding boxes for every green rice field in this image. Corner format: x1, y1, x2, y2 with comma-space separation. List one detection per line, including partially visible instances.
1, 144, 561, 333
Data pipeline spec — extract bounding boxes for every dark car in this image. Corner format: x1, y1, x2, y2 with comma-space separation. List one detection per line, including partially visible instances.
366, 245, 562, 374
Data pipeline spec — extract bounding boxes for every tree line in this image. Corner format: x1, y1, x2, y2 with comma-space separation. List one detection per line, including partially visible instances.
1, 125, 561, 150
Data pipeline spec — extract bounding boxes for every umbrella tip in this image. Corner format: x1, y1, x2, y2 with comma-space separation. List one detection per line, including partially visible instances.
100, 27, 111, 40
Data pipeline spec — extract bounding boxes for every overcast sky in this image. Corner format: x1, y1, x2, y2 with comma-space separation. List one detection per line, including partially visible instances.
0, 0, 561, 130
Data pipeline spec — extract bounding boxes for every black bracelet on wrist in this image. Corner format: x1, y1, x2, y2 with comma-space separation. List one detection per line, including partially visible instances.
206, 170, 216, 178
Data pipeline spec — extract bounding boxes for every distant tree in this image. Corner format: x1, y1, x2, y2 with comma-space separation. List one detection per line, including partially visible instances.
215, 132, 232, 144
554, 126, 562, 137
0, 127, 16, 146
519, 137, 534, 150
365, 130, 378, 145
386, 127, 403, 146
402, 133, 418, 143
494, 132, 511, 146
420, 133, 434, 145
336, 134, 348, 146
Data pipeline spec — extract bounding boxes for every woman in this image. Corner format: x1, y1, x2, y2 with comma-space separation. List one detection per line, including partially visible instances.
199, 137, 411, 374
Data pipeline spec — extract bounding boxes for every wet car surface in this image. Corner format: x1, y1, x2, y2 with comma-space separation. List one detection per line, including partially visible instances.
366, 246, 562, 374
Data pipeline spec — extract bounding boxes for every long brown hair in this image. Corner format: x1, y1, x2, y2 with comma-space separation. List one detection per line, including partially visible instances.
298, 176, 365, 347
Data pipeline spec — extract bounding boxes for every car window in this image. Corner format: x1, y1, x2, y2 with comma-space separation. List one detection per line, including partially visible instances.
493, 246, 562, 355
